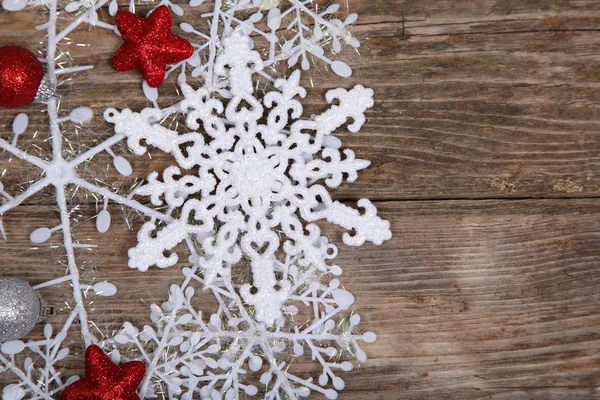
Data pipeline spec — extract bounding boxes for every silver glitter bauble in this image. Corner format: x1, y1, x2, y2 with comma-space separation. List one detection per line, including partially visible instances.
0, 277, 44, 342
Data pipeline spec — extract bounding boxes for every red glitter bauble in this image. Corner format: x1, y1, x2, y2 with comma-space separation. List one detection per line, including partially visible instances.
113, 5, 193, 88
62, 345, 146, 400
0, 46, 45, 108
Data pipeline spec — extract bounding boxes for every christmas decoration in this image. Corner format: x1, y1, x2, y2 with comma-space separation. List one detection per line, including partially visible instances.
0, 277, 44, 342
105, 30, 390, 399
0, 46, 45, 108
113, 5, 194, 88
0, 0, 123, 398
112, 0, 362, 100
62, 345, 145, 400
0, 0, 374, 398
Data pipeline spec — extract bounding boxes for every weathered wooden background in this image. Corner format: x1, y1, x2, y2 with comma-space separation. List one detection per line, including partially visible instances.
1, 0, 600, 398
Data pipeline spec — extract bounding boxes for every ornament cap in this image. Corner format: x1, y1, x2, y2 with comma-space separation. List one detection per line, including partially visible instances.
34, 76, 58, 104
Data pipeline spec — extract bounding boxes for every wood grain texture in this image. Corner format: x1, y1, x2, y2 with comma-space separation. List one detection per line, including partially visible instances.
1, 1, 600, 200
1, 0, 599, 399
1, 200, 599, 398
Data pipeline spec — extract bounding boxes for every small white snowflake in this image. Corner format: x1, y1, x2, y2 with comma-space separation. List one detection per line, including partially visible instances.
161, 0, 362, 95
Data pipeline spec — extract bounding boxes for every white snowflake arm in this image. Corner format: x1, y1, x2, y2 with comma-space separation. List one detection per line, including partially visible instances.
327, 199, 392, 246
260, 70, 307, 145
322, 85, 375, 133
279, 220, 331, 272
132, 166, 216, 208
285, 84, 374, 157
291, 148, 371, 188
104, 108, 179, 155
129, 200, 215, 271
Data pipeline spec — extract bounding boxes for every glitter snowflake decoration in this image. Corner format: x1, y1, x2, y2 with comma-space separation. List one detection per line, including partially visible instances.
107, 31, 390, 324
105, 31, 390, 399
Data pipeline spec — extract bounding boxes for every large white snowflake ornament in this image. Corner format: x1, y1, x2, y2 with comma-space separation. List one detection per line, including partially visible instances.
105, 31, 390, 399
105, 31, 390, 325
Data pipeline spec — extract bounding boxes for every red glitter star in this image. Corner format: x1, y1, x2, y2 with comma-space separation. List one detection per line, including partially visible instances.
113, 5, 193, 87
62, 345, 146, 400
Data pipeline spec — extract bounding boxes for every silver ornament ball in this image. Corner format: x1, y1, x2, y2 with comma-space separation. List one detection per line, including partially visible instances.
0, 277, 44, 342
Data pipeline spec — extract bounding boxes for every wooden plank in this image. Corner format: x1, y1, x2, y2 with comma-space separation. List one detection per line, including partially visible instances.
1, 1, 599, 399
1, 1, 599, 202
1, 199, 599, 398
334, 199, 600, 399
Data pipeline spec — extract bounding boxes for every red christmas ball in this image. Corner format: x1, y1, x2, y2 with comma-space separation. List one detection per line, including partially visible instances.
0, 46, 45, 108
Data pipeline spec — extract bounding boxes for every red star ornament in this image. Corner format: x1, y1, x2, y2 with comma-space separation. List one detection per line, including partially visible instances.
62, 345, 146, 400
113, 5, 193, 87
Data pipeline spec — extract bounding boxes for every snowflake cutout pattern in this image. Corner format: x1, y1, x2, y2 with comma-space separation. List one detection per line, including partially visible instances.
183, 0, 360, 82
112, 257, 378, 399
104, 31, 390, 399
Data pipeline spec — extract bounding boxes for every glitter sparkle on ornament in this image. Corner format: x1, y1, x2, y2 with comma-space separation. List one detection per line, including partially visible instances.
0, 277, 44, 342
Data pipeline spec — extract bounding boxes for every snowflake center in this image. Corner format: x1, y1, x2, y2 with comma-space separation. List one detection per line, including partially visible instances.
229, 154, 277, 199
45, 159, 77, 185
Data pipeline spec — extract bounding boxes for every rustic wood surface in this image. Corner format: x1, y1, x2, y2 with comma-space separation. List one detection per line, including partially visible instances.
1, 0, 599, 399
